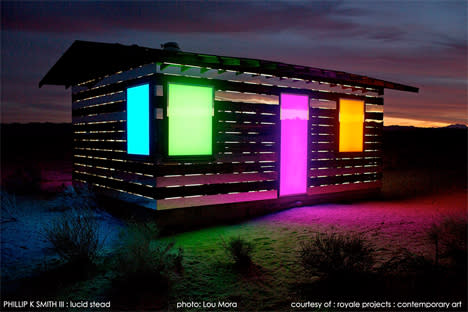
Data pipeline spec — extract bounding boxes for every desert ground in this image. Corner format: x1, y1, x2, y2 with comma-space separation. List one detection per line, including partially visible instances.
1, 124, 466, 311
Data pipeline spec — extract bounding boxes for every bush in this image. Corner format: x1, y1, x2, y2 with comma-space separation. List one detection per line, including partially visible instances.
1, 190, 18, 222
299, 232, 374, 278
114, 221, 183, 287
44, 208, 103, 267
380, 248, 436, 274
222, 236, 254, 268
428, 216, 467, 271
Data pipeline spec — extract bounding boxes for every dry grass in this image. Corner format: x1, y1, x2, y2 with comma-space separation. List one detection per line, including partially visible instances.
1, 190, 18, 222
113, 221, 183, 288
44, 208, 102, 267
299, 232, 374, 278
221, 236, 254, 269
428, 216, 467, 270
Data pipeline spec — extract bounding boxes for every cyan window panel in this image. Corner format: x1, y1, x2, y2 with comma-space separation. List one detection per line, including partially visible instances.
127, 84, 150, 155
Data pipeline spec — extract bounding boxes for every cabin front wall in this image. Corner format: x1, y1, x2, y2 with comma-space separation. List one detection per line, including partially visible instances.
71, 62, 383, 215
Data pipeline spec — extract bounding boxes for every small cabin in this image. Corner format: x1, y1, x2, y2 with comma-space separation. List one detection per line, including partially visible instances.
40, 40, 418, 225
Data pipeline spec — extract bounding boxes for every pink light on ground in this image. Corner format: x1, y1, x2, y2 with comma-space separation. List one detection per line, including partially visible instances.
280, 93, 309, 197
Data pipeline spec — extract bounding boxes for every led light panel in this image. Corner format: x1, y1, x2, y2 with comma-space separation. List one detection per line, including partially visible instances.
127, 84, 150, 155
339, 99, 364, 152
168, 83, 213, 156
280, 93, 309, 196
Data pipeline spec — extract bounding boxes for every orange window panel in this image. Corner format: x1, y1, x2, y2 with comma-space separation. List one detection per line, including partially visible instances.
339, 99, 364, 152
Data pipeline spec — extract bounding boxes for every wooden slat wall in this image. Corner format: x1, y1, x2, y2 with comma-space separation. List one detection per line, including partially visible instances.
72, 63, 384, 211
308, 105, 383, 194
155, 99, 279, 209
72, 74, 156, 202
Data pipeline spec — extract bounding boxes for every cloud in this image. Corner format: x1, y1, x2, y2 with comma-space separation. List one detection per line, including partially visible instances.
1, 1, 466, 126
1, 1, 362, 35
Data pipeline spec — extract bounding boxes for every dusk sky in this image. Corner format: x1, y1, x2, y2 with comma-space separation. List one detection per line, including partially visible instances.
1, 1, 466, 127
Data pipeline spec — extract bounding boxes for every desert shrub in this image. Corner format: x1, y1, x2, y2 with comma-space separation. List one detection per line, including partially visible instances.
50, 185, 96, 212
114, 221, 183, 287
428, 216, 467, 271
299, 232, 374, 278
1, 190, 18, 222
44, 208, 103, 267
222, 236, 254, 268
380, 248, 436, 274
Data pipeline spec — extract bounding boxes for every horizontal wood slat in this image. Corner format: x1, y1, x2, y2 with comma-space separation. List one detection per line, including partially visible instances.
155, 180, 276, 199
74, 155, 153, 172
215, 152, 277, 163
157, 172, 277, 187
72, 74, 156, 101
310, 150, 382, 159
216, 122, 276, 133
72, 111, 126, 124
74, 139, 126, 150
365, 111, 383, 120
74, 163, 155, 185
309, 172, 381, 187
310, 158, 382, 168
74, 171, 155, 198
72, 91, 125, 109
216, 133, 276, 143
216, 142, 276, 153
73, 131, 125, 140
215, 100, 279, 114
309, 166, 382, 177
308, 180, 382, 195
308, 141, 383, 151
73, 121, 126, 132
156, 162, 276, 176
74, 148, 127, 160
216, 111, 277, 123
309, 109, 383, 121
157, 190, 277, 210
73, 101, 125, 117
310, 108, 336, 118
310, 125, 335, 134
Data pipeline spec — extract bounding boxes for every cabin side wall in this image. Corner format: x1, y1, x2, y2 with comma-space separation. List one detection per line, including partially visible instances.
154, 64, 383, 210
71, 64, 158, 209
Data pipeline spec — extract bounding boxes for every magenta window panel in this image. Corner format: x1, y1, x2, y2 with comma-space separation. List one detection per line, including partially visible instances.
280, 93, 309, 196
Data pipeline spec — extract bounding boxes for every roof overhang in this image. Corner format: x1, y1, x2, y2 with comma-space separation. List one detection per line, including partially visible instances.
40, 40, 418, 93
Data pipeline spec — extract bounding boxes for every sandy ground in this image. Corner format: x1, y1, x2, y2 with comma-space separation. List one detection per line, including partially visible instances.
0, 196, 124, 282
2, 189, 466, 281
1, 186, 466, 310
138, 189, 463, 311
252, 190, 466, 261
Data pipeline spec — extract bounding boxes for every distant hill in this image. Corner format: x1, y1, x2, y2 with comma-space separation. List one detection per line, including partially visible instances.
384, 124, 467, 131
444, 124, 467, 129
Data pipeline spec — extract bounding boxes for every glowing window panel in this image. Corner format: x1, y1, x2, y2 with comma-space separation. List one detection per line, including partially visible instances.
168, 83, 213, 156
339, 99, 364, 152
280, 93, 309, 196
126, 84, 150, 155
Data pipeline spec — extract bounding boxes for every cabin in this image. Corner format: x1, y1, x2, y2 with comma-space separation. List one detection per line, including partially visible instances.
40, 40, 418, 226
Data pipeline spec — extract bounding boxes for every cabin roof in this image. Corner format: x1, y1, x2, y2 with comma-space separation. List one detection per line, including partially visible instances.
39, 40, 418, 93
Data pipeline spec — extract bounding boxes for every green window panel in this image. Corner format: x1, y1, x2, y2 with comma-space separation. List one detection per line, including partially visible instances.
168, 83, 213, 156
